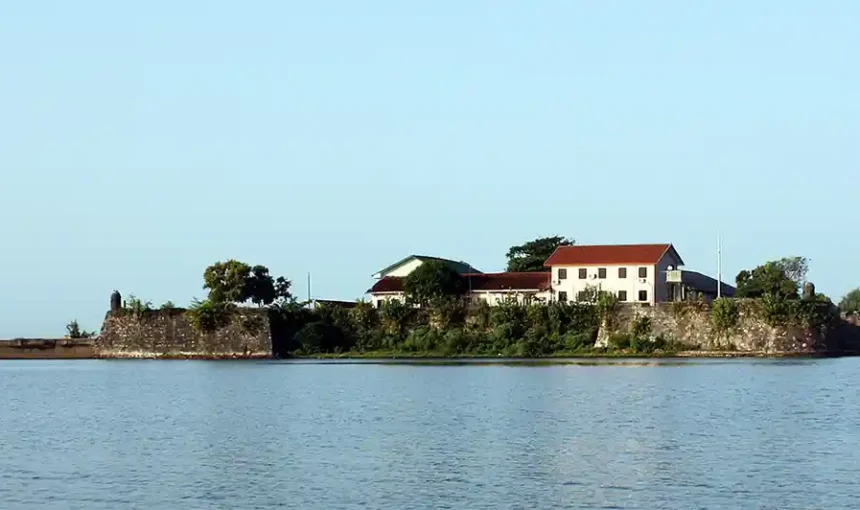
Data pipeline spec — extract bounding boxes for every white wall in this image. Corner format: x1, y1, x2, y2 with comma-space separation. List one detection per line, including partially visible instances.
369, 292, 406, 308
549, 253, 684, 305
369, 289, 550, 307
550, 264, 657, 304
379, 258, 424, 278
471, 290, 551, 305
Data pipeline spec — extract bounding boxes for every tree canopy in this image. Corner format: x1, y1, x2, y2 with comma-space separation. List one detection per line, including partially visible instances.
735, 261, 799, 299
839, 289, 860, 315
775, 256, 809, 285
403, 260, 466, 305
203, 260, 292, 306
506, 236, 573, 272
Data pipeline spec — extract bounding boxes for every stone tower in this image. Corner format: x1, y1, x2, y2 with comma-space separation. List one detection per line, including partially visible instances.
802, 282, 815, 300
110, 290, 122, 313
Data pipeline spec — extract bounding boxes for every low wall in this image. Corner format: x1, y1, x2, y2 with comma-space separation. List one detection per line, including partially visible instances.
598, 302, 843, 354
0, 339, 96, 359
97, 308, 272, 358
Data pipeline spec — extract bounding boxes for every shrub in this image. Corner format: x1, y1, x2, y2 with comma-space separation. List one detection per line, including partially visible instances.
609, 333, 632, 350
631, 315, 653, 340
711, 298, 740, 334
294, 322, 347, 354
123, 294, 153, 319
187, 299, 234, 332
66, 320, 95, 339
379, 300, 413, 338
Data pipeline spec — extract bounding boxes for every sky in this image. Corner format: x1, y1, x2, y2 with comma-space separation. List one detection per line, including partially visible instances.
1, 1, 859, 337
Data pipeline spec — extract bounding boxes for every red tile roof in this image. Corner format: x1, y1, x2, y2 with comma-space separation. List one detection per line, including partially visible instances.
543, 244, 682, 266
368, 272, 551, 294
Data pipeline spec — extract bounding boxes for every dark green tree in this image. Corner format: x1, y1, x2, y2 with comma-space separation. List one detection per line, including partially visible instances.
506, 236, 573, 272
839, 288, 860, 315
246, 265, 276, 306
204, 260, 252, 303
775, 256, 809, 285
735, 261, 799, 299
403, 260, 466, 305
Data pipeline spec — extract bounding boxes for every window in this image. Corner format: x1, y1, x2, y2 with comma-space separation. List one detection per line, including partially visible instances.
638, 267, 648, 278
558, 268, 567, 280
598, 268, 607, 279
558, 291, 568, 303
618, 267, 627, 278
638, 290, 648, 302
618, 290, 627, 301
578, 268, 587, 279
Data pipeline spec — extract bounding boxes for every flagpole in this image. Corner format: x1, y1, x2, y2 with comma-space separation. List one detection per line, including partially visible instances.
717, 233, 722, 299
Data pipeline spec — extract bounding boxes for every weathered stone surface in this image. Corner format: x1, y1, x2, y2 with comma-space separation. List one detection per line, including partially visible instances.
0, 339, 96, 359
600, 302, 843, 354
96, 309, 272, 358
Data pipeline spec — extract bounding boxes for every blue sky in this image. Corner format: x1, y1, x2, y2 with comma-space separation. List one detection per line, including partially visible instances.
1, 1, 858, 337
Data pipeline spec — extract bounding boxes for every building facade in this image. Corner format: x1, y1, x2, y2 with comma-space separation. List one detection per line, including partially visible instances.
367, 244, 733, 307
544, 244, 685, 305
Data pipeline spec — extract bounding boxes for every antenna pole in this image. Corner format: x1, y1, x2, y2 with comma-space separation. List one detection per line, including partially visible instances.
717, 233, 722, 299
307, 272, 312, 307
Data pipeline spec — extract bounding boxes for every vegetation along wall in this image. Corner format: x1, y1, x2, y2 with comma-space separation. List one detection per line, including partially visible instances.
97, 307, 271, 359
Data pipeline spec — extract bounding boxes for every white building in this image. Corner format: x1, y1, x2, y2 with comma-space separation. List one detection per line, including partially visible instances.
544, 243, 683, 305
367, 254, 552, 307
367, 244, 733, 307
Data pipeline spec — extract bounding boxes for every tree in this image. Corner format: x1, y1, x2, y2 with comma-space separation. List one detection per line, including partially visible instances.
66, 320, 95, 339
204, 260, 252, 303
735, 261, 799, 299
839, 289, 860, 315
274, 276, 293, 304
203, 260, 293, 306
506, 236, 573, 272
246, 265, 276, 306
403, 260, 466, 305
775, 256, 809, 285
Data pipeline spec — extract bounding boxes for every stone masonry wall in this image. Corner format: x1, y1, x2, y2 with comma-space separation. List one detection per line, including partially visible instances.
598, 302, 841, 354
97, 308, 272, 358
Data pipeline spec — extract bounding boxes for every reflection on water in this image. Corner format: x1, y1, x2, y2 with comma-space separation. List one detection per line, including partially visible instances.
1, 358, 859, 509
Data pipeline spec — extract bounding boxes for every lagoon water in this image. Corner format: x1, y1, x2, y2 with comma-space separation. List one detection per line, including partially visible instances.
1, 358, 860, 509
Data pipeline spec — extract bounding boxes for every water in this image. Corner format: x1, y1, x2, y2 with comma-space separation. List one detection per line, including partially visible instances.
1, 358, 859, 509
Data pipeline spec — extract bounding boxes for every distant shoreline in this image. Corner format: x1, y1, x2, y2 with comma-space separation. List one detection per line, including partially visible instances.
0, 338, 849, 360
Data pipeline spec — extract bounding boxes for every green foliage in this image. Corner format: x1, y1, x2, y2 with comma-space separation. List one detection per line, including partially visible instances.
187, 299, 234, 333
123, 294, 153, 319
776, 256, 809, 285
609, 333, 632, 350
160, 301, 177, 310
839, 289, 860, 315
294, 322, 348, 354
711, 298, 740, 334
506, 235, 573, 272
631, 315, 652, 339
403, 260, 466, 305
735, 261, 799, 299
239, 313, 266, 335
204, 260, 252, 303
379, 299, 414, 338
66, 320, 95, 339
203, 260, 292, 305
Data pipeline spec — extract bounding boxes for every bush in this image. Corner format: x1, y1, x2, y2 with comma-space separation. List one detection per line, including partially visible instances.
609, 333, 632, 350
66, 320, 95, 339
187, 299, 234, 332
294, 322, 347, 354
711, 298, 740, 334
631, 315, 652, 339
123, 294, 152, 319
